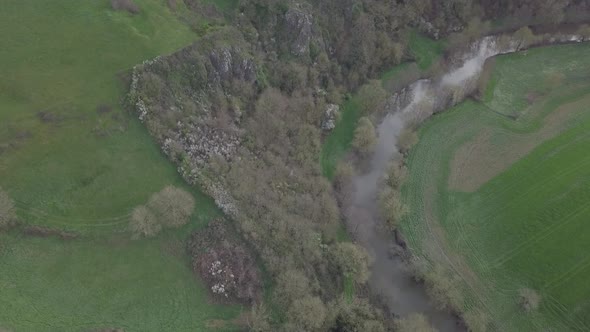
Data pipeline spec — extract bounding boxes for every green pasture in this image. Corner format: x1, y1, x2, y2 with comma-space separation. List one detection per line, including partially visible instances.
402, 42, 590, 331
0, 1, 240, 330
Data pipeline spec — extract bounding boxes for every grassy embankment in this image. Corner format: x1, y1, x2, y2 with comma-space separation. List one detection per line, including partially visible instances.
320, 31, 444, 179
401, 42, 590, 331
0, 1, 242, 330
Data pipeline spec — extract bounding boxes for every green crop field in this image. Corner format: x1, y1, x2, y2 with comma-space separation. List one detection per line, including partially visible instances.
0, 1, 241, 330
402, 42, 590, 331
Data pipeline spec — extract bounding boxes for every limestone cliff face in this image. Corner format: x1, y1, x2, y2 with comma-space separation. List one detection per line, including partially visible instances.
284, 5, 313, 56
129, 28, 259, 216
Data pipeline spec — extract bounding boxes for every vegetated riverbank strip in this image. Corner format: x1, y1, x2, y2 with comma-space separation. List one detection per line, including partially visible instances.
338, 25, 590, 331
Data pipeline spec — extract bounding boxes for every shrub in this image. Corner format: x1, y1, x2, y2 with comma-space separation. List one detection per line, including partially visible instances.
352, 117, 377, 155
397, 128, 418, 155
111, 0, 140, 14
129, 205, 161, 239
0, 187, 17, 228
248, 303, 271, 332
514, 26, 535, 50
394, 313, 436, 332
287, 295, 327, 331
329, 298, 385, 332
147, 186, 195, 228
423, 264, 464, 311
274, 270, 311, 307
378, 188, 408, 229
463, 309, 489, 332
357, 80, 387, 115
518, 288, 541, 312
331, 242, 372, 284
385, 159, 407, 190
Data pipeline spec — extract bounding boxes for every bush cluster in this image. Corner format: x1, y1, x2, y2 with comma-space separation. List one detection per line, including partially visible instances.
129, 186, 195, 239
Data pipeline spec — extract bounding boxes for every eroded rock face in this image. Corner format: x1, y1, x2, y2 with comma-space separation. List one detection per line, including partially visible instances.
285, 6, 313, 56
321, 104, 340, 131
129, 31, 258, 218
209, 47, 256, 83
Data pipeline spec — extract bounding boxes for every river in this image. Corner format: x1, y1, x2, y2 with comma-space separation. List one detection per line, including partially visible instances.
343, 31, 588, 330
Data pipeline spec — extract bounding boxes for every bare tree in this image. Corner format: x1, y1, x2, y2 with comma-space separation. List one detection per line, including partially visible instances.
518, 288, 541, 312
148, 186, 195, 228
129, 205, 161, 239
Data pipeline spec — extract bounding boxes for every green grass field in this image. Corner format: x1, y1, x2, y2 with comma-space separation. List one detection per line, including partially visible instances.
402, 43, 590, 331
0, 1, 241, 330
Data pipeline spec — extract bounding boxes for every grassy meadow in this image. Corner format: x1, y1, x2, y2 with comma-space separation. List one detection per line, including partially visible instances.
0, 1, 241, 330
401, 42, 590, 331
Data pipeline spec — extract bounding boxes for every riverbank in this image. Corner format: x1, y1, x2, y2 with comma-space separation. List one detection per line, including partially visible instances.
336, 26, 590, 331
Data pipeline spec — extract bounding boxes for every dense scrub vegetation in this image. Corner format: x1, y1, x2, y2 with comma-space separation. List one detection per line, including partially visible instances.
130, 0, 590, 330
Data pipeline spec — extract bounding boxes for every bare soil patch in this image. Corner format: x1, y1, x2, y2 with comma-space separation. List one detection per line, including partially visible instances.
111, 0, 140, 14
22, 226, 78, 240
448, 95, 590, 192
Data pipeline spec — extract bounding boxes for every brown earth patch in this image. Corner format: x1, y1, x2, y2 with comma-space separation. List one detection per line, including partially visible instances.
448, 94, 590, 192
22, 225, 78, 240
205, 319, 227, 329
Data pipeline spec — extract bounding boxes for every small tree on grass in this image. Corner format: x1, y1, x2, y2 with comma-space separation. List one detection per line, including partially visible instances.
148, 186, 195, 228
518, 288, 541, 312
0, 187, 17, 228
129, 186, 195, 239
394, 313, 436, 332
352, 117, 377, 156
129, 205, 161, 239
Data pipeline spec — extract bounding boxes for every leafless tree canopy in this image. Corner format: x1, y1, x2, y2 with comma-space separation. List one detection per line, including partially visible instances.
147, 186, 195, 228
129, 186, 195, 239
129, 205, 161, 239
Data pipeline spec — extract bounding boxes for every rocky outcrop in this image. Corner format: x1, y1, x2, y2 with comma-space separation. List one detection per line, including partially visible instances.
128, 29, 258, 218
284, 5, 313, 56
209, 47, 256, 83
320, 103, 340, 131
